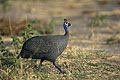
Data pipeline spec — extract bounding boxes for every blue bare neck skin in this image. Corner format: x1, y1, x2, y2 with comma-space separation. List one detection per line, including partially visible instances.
63, 23, 69, 35
64, 26, 68, 32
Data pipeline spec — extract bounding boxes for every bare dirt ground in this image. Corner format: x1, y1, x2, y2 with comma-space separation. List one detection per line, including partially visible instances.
1, 0, 120, 54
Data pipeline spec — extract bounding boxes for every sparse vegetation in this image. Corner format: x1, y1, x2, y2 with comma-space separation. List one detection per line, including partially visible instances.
0, 0, 11, 12
1, 0, 120, 80
0, 44, 120, 80
0, 24, 120, 80
20, 24, 40, 42
106, 30, 120, 44
88, 13, 108, 41
88, 13, 108, 27
38, 19, 56, 34
87, 13, 120, 45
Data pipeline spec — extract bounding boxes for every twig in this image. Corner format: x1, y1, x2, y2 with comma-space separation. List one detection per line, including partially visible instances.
91, 20, 95, 50
20, 58, 23, 80
9, 17, 13, 36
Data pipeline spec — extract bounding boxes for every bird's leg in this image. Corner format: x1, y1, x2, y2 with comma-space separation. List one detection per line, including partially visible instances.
38, 59, 44, 70
53, 61, 64, 74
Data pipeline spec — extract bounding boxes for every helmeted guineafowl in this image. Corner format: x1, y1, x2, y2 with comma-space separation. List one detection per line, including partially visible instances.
17, 19, 71, 73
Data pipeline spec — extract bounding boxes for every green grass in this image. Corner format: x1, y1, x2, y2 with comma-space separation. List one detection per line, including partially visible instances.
0, 46, 120, 80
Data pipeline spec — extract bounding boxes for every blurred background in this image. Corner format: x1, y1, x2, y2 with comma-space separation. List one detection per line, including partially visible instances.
0, 0, 120, 53
0, 0, 120, 79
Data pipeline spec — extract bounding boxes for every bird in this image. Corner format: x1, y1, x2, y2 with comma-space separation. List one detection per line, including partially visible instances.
17, 19, 71, 73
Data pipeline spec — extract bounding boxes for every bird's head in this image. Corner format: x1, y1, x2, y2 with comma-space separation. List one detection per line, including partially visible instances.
63, 19, 71, 32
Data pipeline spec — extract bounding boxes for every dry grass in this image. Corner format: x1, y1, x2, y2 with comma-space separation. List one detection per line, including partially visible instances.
0, 1, 120, 79
0, 46, 120, 80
